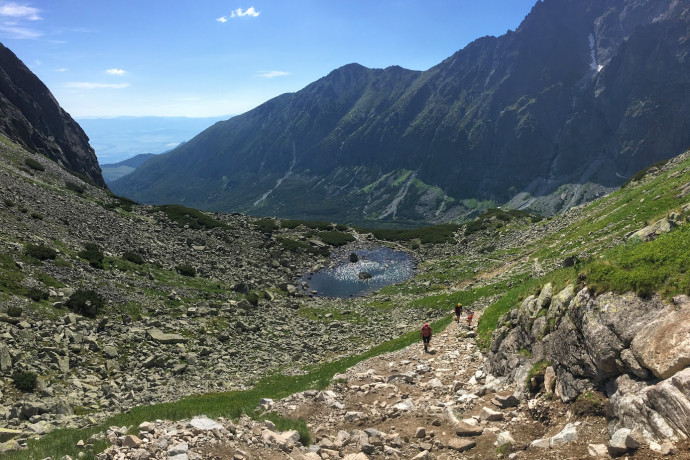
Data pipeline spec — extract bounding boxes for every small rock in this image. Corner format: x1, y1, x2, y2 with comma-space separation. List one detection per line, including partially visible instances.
480, 407, 504, 421
447, 438, 476, 452
588, 443, 609, 457
415, 427, 426, 438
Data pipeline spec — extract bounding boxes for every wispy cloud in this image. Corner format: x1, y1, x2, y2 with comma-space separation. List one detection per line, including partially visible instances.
0, 2, 42, 39
0, 3, 41, 20
65, 82, 131, 90
106, 68, 126, 76
217, 6, 260, 22
55, 67, 68, 72
256, 70, 290, 78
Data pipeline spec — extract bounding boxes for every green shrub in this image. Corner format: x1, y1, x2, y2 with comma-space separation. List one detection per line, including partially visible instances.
30, 212, 44, 220
25, 244, 57, 260
317, 230, 355, 247
176, 264, 196, 277
65, 181, 85, 194
27, 287, 49, 302
152, 204, 226, 229
256, 218, 279, 234
3, 198, 14, 207
24, 157, 45, 171
79, 243, 104, 269
122, 251, 144, 265
66, 289, 104, 317
6, 306, 23, 317
246, 292, 260, 306
12, 371, 38, 392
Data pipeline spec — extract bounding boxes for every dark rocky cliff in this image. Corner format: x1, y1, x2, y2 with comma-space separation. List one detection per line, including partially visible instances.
113, 0, 690, 223
0, 43, 105, 187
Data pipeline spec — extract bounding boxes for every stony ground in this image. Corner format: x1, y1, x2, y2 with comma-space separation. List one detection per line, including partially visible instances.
96, 317, 679, 460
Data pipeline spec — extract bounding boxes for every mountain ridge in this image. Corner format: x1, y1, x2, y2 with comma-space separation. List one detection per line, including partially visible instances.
112, 0, 690, 224
0, 43, 105, 188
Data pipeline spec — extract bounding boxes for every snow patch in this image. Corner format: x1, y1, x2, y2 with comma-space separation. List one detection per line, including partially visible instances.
588, 33, 602, 72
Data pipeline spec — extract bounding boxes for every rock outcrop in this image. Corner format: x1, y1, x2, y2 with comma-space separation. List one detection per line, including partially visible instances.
487, 280, 690, 443
0, 43, 105, 187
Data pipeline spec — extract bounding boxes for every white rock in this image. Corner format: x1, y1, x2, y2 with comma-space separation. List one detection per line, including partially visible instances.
531, 438, 550, 449
393, 399, 415, 411
550, 422, 578, 447
494, 431, 514, 447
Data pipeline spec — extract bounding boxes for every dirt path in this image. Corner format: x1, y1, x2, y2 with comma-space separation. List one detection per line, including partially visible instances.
98, 319, 633, 459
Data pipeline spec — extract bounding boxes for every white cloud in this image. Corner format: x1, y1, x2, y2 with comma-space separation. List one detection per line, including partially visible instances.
0, 24, 41, 39
256, 70, 290, 78
106, 68, 126, 76
55, 67, 67, 72
0, 2, 42, 39
65, 82, 131, 90
0, 3, 41, 20
216, 16, 228, 23
230, 6, 259, 18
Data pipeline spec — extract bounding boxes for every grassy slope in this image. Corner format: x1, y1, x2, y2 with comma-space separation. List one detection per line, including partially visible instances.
5, 137, 690, 458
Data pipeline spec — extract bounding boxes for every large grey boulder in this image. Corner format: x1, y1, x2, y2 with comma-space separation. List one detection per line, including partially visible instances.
630, 302, 690, 379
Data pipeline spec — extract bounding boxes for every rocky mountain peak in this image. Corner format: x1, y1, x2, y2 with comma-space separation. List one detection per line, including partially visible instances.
0, 43, 105, 188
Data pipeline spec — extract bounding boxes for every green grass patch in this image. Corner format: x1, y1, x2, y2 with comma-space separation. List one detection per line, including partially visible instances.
585, 225, 690, 298
152, 204, 227, 230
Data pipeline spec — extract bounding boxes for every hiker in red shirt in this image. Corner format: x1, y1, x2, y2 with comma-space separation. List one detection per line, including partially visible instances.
421, 323, 432, 353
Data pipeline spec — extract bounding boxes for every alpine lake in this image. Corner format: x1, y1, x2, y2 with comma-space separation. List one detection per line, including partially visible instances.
298, 246, 416, 298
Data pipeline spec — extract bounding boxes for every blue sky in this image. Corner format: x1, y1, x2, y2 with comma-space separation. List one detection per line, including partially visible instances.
1, 0, 536, 118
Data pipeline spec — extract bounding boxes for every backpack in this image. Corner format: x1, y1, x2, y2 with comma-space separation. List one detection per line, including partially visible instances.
421, 325, 431, 337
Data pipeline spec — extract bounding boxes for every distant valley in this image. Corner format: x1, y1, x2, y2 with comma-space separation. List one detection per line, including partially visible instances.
77, 116, 230, 165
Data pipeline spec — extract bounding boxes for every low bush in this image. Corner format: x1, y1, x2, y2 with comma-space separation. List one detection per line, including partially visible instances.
152, 204, 226, 230
25, 244, 57, 260
27, 287, 49, 302
317, 230, 355, 247
176, 264, 196, 277
65, 181, 85, 194
24, 157, 45, 171
6, 306, 23, 317
256, 218, 279, 234
12, 371, 38, 392
66, 289, 104, 317
122, 251, 144, 265
79, 243, 104, 269
30, 212, 44, 220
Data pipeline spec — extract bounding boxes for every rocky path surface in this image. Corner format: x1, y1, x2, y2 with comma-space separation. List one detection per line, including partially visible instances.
92, 318, 647, 460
